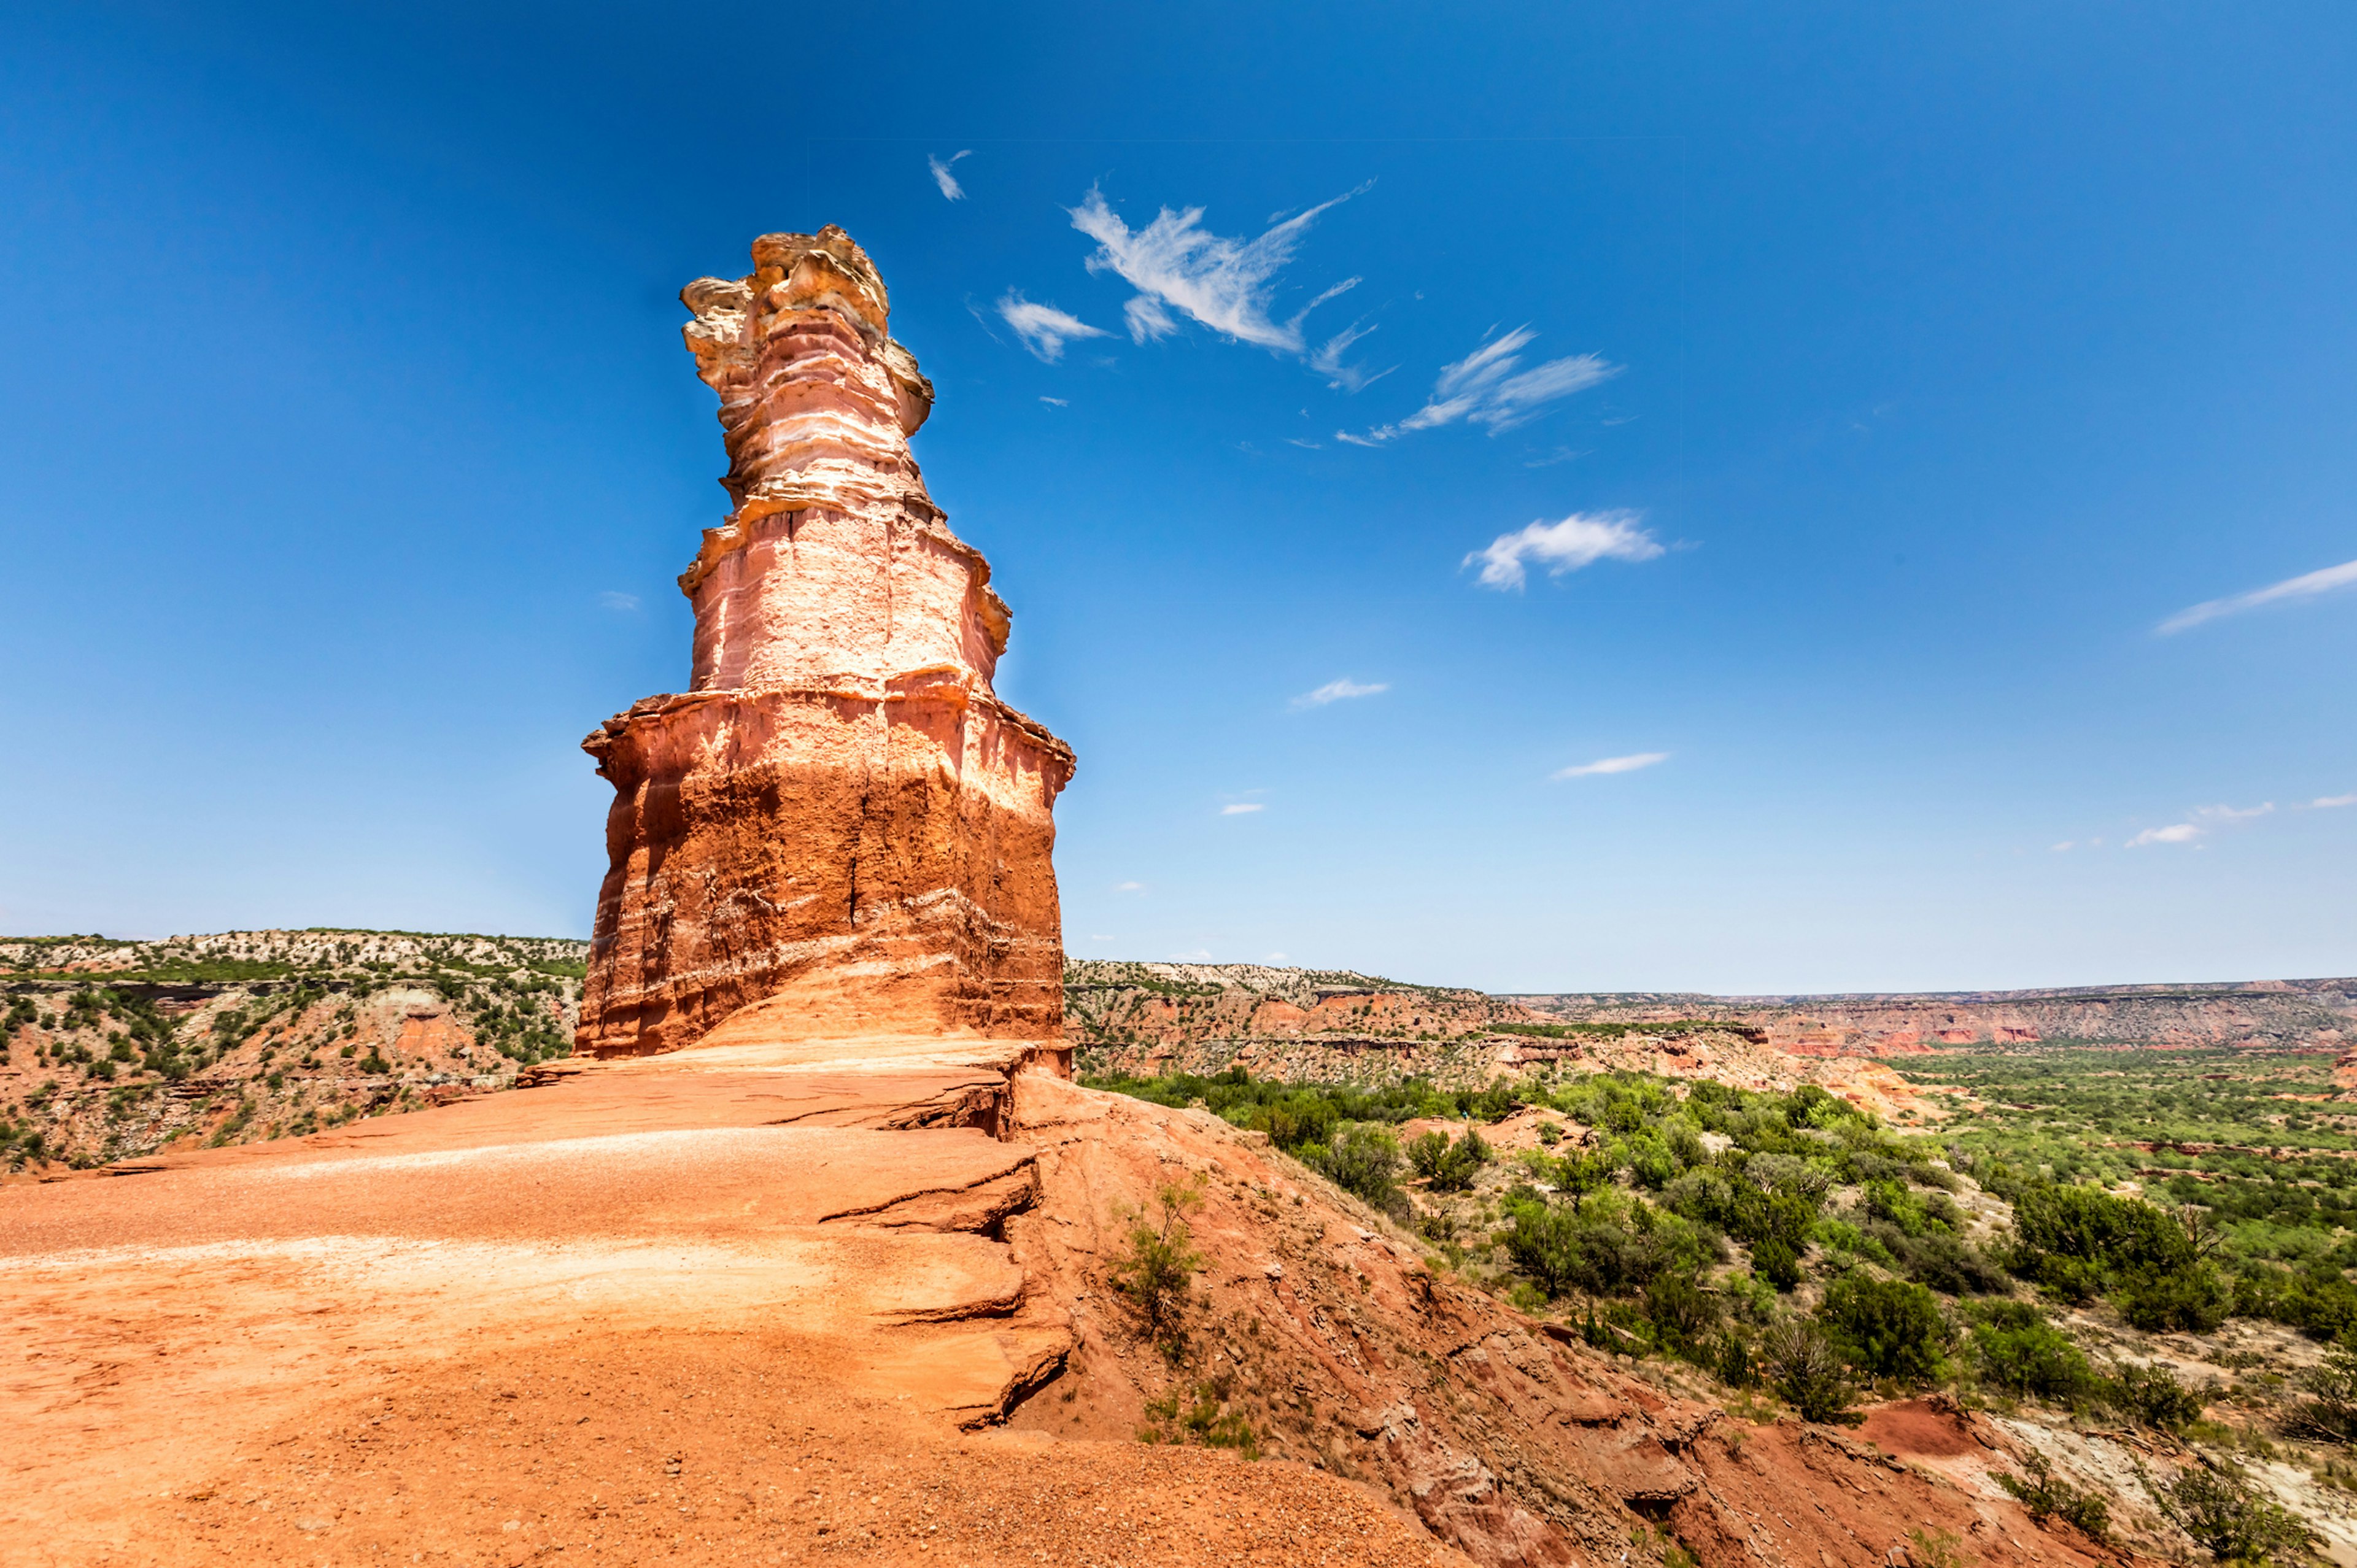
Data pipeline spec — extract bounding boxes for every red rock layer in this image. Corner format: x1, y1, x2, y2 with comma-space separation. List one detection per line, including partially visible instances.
578, 228, 1074, 1057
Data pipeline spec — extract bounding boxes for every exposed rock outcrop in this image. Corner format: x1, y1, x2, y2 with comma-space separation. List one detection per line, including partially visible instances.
577, 228, 1075, 1057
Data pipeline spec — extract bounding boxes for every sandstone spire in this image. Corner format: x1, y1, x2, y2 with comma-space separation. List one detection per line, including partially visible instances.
575, 226, 1075, 1058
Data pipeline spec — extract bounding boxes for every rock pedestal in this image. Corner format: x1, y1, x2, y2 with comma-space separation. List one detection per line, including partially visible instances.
576, 228, 1075, 1059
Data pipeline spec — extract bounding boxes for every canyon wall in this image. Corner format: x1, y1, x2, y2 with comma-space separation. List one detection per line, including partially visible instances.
1506, 978, 2357, 1056
577, 228, 1074, 1057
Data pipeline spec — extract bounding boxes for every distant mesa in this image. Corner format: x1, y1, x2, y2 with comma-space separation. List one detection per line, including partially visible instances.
576, 227, 1076, 1059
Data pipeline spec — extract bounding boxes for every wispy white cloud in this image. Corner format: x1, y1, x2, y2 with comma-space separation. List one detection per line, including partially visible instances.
1171, 948, 1214, 961
2308, 793, 2357, 809
2050, 841, 2076, 852
1300, 277, 1360, 314
927, 150, 972, 201
1552, 752, 1669, 780
1113, 881, 1145, 892
1038, 395, 1068, 407
1465, 511, 1663, 590
1088, 934, 1115, 941
2125, 801, 2274, 848
1220, 802, 1266, 815
1339, 326, 1619, 446
997, 292, 1111, 363
1308, 320, 1391, 393
1123, 296, 1177, 344
1290, 678, 1388, 709
598, 591, 640, 611
1285, 438, 1322, 450
1069, 182, 1370, 353
2158, 557, 2357, 635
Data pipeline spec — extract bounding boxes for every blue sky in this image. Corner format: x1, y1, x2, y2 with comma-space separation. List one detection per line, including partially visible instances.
1, 2, 2352, 991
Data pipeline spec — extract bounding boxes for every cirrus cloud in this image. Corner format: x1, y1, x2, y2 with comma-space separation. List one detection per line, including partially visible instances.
2158, 556, 2357, 635
1069, 182, 1371, 353
1291, 678, 1388, 709
997, 292, 1111, 363
1552, 752, 1669, 780
927, 150, 973, 201
1338, 326, 1619, 447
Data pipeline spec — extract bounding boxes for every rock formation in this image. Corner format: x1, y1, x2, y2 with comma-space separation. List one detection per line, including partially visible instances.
576, 228, 1075, 1057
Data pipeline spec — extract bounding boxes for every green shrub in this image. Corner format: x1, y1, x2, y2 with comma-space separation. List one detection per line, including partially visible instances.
1140, 1375, 1259, 1459
1754, 1237, 1803, 1292
1763, 1321, 1853, 1423
1625, 1132, 1674, 1189
1304, 1124, 1409, 1221
1501, 1189, 1704, 1299
1642, 1270, 1720, 1354
2115, 1262, 2232, 1333
1968, 1300, 2096, 1400
1409, 1129, 1492, 1192
1863, 1178, 1946, 1238
1108, 1178, 1207, 1351
1879, 1227, 2011, 1296
2151, 1464, 2307, 1563
1255, 1092, 1339, 1152
1821, 1275, 1948, 1386
1713, 1332, 1758, 1388
2000, 1450, 2110, 1541
2009, 1182, 2230, 1330
2289, 1345, 2357, 1444
2105, 1358, 2205, 1432
1816, 1218, 1898, 1269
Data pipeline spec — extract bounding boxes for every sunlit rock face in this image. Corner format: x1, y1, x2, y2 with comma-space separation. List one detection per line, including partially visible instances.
577, 227, 1075, 1059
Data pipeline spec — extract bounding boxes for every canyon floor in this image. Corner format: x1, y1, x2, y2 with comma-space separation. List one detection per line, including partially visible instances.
1, 1018, 2116, 1568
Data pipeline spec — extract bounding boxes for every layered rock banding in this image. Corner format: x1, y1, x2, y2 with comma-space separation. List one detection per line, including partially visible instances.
578, 228, 1075, 1057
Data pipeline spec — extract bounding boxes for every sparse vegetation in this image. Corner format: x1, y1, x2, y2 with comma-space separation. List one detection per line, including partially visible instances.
1408, 1127, 1492, 1191
2150, 1462, 2309, 1563
1138, 1375, 1260, 1459
1301, 1122, 1409, 1221
2289, 1346, 2357, 1444
1108, 1178, 1207, 1355
2000, 1449, 2111, 1541
1762, 1320, 1854, 1423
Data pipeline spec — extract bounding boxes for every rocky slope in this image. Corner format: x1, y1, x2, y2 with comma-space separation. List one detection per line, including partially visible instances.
1066, 960, 1529, 1056
0, 1027, 2113, 1568
1066, 962, 1945, 1121
0, 929, 583, 1170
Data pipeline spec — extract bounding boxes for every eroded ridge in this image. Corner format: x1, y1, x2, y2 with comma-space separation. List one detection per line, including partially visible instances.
576, 227, 1075, 1058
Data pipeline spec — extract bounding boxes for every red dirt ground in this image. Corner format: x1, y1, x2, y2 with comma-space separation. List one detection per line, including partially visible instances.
1, 1032, 2129, 1568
